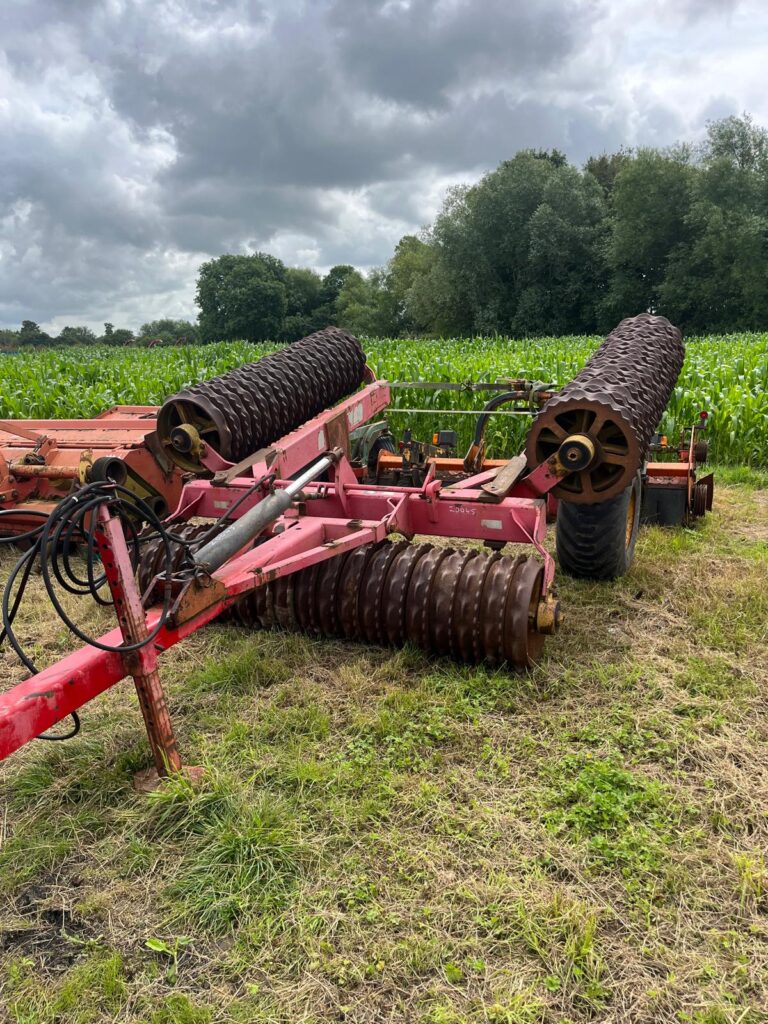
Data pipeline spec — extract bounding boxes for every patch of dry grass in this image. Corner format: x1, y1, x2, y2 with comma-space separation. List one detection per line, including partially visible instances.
1, 482, 767, 1023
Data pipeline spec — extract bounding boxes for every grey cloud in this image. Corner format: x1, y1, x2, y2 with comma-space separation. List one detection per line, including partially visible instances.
327, 0, 599, 107
0, 0, 762, 330
163, 181, 341, 252
681, 0, 741, 16
0, 203, 196, 328
698, 94, 741, 123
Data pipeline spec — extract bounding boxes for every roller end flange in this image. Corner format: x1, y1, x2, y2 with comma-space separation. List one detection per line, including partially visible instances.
526, 313, 684, 504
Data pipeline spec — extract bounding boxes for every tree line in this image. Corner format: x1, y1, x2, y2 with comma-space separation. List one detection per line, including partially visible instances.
193, 113, 768, 340
0, 318, 201, 349
3, 113, 767, 348
335, 113, 768, 338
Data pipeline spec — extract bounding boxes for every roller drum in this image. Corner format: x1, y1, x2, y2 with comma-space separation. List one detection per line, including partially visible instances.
136, 530, 551, 668
525, 313, 684, 503
157, 328, 367, 471
231, 540, 548, 669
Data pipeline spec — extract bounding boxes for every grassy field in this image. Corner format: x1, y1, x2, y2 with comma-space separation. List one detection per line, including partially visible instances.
1, 333, 767, 1021
1, 472, 767, 1023
0, 332, 766, 466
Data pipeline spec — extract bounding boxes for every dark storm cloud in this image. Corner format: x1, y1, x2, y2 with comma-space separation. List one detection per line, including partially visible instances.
0, 0, 761, 329
327, 0, 592, 108
106, 0, 602, 189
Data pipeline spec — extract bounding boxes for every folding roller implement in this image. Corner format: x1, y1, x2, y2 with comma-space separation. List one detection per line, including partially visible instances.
0, 316, 703, 786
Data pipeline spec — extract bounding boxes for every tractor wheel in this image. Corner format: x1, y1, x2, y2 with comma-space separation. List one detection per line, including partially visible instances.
556, 471, 641, 580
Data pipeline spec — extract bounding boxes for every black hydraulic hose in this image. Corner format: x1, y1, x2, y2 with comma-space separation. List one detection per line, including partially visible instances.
51, 508, 95, 594
36, 485, 175, 654
0, 508, 49, 546
472, 392, 524, 447
0, 543, 38, 654
2, 542, 42, 673
0, 538, 78, 740
86, 501, 113, 606
1, 482, 181, 741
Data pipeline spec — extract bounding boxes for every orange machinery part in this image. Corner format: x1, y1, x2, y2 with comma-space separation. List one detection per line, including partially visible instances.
376, 452, 509, 474
378, 455, 696, 482
0, 406, 184, 528
644, 462, 691, 478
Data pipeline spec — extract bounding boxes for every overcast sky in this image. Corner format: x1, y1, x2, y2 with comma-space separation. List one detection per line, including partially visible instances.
1, 0, 765, 333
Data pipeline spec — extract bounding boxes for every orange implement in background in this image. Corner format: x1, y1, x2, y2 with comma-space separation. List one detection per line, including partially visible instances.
0, 407, 185, 532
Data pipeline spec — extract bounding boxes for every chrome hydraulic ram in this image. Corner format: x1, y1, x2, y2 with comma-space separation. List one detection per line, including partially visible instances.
192, 451, 340, 574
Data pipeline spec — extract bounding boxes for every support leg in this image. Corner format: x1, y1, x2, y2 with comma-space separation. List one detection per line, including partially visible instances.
95, 505, 188, 787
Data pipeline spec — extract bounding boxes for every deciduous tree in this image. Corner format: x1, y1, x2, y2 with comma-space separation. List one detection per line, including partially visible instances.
197, 253, 287, 342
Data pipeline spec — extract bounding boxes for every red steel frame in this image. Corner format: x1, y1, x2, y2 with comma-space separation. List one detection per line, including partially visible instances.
0, 380, 561, 778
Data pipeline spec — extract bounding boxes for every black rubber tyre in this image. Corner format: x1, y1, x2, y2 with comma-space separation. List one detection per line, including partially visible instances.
556, 471, 642, 580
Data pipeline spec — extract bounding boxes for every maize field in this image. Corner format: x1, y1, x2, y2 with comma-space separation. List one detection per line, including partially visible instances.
0, 332, 766, 465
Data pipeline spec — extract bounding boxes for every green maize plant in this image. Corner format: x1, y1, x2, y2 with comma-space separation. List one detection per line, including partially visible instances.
0, 333, 765, 466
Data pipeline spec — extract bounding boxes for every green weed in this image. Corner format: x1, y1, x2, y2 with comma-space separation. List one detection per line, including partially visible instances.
542, 755, 687, 880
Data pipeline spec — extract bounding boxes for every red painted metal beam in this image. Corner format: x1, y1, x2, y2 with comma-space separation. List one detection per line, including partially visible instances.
194, 380, 391, 479
0, 484, 552, 761
0, 598, 233, 761
0, 634, 126, 758
95, 506, 182, 776
0, 515, 387, 760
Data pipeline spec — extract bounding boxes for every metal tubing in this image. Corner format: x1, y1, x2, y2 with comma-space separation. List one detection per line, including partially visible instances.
387, 408, 536, 417
193, 454, 336, 573
10, 463, 80, 479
